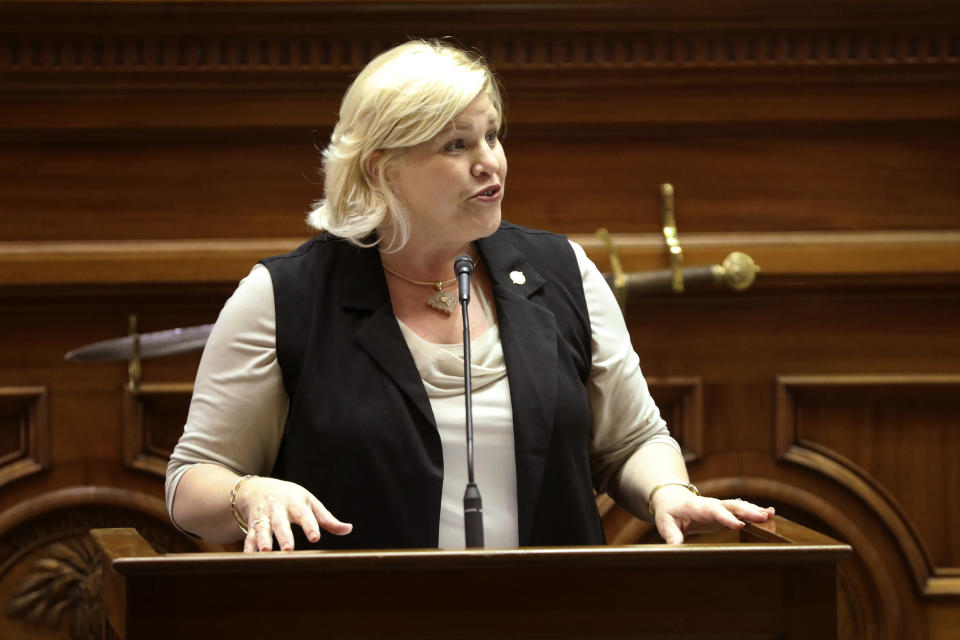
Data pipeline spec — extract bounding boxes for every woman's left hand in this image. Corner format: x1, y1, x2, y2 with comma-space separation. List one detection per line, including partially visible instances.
650, 485, 775, 545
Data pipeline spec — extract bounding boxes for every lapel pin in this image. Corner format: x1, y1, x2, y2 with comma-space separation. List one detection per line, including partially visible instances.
510, 270, 526, 285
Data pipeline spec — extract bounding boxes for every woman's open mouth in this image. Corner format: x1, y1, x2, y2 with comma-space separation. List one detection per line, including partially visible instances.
471, 184, 502, 202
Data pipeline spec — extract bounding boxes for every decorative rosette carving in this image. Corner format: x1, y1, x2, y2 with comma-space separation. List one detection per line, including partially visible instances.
6, 536, 101, 640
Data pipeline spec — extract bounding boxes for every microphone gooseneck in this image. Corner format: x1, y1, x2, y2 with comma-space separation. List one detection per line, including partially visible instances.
454, 253, 484, 548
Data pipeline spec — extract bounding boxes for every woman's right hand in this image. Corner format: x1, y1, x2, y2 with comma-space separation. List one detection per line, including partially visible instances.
234, 476, 353, 552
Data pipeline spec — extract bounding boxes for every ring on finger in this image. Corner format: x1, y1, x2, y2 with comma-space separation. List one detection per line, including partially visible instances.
251, 517, 269, 528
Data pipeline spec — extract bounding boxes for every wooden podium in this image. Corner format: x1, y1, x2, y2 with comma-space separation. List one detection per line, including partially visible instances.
91, 516, 850, 640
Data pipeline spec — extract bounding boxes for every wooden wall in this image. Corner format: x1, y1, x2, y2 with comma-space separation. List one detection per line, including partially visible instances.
1, 1, 959, 638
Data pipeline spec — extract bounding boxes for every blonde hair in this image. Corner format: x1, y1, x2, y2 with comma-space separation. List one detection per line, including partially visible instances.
308, 39, 503, 252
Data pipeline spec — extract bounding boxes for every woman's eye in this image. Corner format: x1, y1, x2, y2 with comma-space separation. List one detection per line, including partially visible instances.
486, 131, 498, 145
444, 139, 465, 152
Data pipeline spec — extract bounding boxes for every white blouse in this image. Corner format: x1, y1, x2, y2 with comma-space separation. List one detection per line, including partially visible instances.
165, 240, 679, 547
397, 281, 519, 548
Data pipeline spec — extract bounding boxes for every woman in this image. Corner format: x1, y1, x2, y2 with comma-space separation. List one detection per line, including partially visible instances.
165, 39, 773, 552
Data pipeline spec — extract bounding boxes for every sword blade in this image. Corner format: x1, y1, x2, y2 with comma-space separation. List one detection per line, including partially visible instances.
65, 324, 214, 362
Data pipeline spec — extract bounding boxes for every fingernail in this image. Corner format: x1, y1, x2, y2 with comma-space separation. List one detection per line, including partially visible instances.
308, 531, 319, 541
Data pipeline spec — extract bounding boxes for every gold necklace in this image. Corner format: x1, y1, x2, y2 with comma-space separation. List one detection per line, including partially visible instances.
382, 256, 481, 316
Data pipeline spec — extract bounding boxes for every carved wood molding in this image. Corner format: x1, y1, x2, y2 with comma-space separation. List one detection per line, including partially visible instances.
0, 486, 165, 541
0, 486, 218, 639
776, 374, 960, 596
2, 1, 958, 94
3, 30, 957, 78
0, 387, 49, 490
3, 231, 960, 287
2, 2, 958, 133
645, 377, 702, 463
122, 382, 193, 478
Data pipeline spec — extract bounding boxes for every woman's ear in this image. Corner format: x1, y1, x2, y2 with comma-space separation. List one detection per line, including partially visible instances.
365, 151, 383, 182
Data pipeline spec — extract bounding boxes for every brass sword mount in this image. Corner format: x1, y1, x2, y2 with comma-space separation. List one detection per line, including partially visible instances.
595, 227, 628, 314
127, 314, 142, 395
596, 183, 760, 313
660, 183, 685, 293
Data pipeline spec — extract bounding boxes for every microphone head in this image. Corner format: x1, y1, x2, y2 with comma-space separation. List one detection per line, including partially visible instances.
454, 254, 475, 276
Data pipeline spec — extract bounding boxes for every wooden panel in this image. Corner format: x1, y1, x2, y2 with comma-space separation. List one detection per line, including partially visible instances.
122, 384, 193, 478
91, 519, 848, 640
0, 133, 320, 242
1, 1, 959, 249
3, 124, 958, 242
928, 600, 960, 640
647, 377, 703, 462
0, 282, 218, 521
617, 282, 960, 638
0, 387, 49, 489
506, 124, 960, 235
695, 477, 905, 640
777, 375, 960, 594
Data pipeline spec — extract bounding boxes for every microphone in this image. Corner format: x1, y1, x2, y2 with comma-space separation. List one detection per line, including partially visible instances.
455, 254, 473, 303
454, 254, 484, 548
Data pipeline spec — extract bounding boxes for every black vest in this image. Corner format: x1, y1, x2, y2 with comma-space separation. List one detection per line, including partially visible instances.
261, 222, 605, 549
